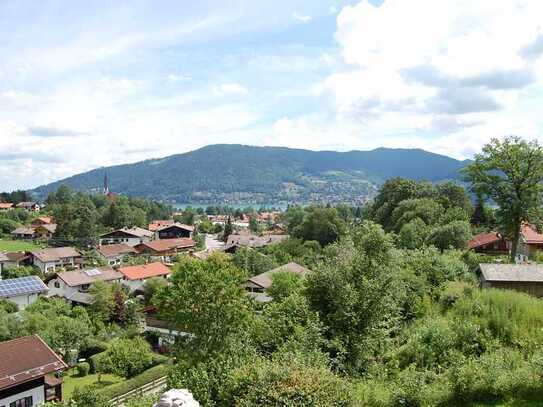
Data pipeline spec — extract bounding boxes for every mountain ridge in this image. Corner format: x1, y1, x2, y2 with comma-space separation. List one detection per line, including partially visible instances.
31, 144, 468, 205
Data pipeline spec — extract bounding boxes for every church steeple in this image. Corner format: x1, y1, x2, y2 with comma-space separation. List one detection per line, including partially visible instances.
103, 172, 109, 195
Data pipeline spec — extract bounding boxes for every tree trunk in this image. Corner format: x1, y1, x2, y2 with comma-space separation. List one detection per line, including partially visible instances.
510, 223, 521, 263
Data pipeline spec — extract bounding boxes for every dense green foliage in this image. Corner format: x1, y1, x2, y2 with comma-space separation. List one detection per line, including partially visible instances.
464, 136, 543, 261
41, 185, 172, 247
31, 145, 466, 204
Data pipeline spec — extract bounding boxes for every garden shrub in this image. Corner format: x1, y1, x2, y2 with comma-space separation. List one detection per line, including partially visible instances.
76, 361, 90, 377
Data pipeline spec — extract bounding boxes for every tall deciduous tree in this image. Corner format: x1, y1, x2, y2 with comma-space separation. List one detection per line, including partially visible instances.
464, 137, 543, 261
154, 253, 253, 361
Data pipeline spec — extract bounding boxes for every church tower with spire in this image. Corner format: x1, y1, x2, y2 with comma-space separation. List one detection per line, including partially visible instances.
103, 172, 109, 195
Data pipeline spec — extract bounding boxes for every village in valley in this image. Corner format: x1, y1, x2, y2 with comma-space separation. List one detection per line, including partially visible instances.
2, 137, 543, 406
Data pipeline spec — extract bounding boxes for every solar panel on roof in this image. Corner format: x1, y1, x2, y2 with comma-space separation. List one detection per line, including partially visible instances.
84, 268, 101, 276
0, 276, 46, 298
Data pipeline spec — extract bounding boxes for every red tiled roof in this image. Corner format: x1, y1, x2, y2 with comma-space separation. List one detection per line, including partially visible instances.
149, 220, 174, 232
0, 335, 67, 390
33, 216, 52, 225
0, 203, 13, 209
136, 238, 196, 254
119, 262, 171, 280
468, 231, 502, 249
521, 224, 543, 244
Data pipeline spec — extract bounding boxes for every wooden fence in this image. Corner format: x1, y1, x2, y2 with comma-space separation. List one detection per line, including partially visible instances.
109, 376, 167, 406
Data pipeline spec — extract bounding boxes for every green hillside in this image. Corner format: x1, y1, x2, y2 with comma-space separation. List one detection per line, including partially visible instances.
31, 144, 468, 204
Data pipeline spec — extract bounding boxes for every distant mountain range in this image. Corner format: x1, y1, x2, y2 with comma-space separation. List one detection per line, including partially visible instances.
31, 144, 469, 205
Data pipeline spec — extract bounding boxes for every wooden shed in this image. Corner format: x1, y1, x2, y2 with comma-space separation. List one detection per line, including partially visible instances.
479, 263, 543, 297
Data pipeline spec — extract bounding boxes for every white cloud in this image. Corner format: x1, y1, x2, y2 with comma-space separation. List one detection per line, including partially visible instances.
213, 82, 249, 96
292, 12, 312, 23
309, 0, 543, 158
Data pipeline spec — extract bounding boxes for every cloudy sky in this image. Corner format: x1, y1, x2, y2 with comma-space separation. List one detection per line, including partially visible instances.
2, 0, 543, 190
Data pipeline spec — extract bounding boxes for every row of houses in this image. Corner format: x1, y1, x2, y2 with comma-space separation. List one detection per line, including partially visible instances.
0, 261, 172, 309
469, 224, 543, 259
11, 216, 57, 240
0, 201, 41, 211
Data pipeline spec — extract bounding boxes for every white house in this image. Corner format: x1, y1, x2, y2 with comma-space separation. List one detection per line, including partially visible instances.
119, 262, 171, 292
0, 335, 67, 405
47, 267, 124, 305
99, 227, 154, 247
97, 243, 137, 266
0, 275, 48, 309
30, 247, 82, 274
0, 252, 31, 277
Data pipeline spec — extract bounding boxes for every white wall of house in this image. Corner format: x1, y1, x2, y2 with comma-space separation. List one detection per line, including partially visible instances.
34, 258, 76, 274
0, 384, 44, 407
47, 278, 79, 299
6, 293, 40, 310
102, 255, 123, 266
100, 237, 143, 247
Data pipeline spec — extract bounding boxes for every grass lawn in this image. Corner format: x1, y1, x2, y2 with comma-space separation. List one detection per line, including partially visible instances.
0, 239, 44, 252
62, 368, 123, 400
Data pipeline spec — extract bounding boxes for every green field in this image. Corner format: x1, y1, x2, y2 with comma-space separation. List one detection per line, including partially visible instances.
62, 368, 123, 400
0, 239, 44, 252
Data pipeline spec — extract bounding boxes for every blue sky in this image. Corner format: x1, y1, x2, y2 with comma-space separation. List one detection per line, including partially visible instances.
1, 0, 543, 190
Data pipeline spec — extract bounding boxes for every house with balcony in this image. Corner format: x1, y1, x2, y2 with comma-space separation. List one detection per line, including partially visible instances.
0, 335, 67, 406
30, 247, 82, 274
99, 227, 154, 247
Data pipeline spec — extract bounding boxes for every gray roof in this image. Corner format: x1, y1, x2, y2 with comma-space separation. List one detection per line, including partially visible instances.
31, 247, 81, 263
67, 291, 94, 305
101, 227, 154, 239
56, 267, 123, 287
479, 263, 543, 282
247, 262, 311, 290
225, 234, 288, 250
0, 276, 48, 298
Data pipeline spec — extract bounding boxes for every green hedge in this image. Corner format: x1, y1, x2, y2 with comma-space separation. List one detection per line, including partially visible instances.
88, 352, 106, 374
97, 364, 169, 401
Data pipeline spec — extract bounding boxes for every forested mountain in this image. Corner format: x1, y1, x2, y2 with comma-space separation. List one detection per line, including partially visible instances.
31, 144, 468, 204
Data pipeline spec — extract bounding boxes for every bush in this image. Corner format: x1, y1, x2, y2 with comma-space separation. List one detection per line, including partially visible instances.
221, 354, 355, 406
99, 337, 155, 378
449, 348, 539, 402
89, 352, 106, 374
98, 364, 168, 401
76, 362, 90, 377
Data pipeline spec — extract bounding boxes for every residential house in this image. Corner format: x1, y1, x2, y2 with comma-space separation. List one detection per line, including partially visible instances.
0, 335, 67, 406
148, 220, 175, 232
155, 223, 194, 239
47, 267, 123, 305
33, 224, 57, 240
30, 247, 82, 274
99, 227, 154, 247
97, 243, 137, 266
0, 252, 32, 276
16, 202, 40, 212
479, 263, 543, 297
0, 202, 13, 211
518, 224, 543, 258
11, 227, 36, 240
224, 234, 288, 253
31, 217, 53, 228
135, 238, 196, 261
0, 276, 48, 309
119, 262, 171, 292
245, 262, 311, 295
468, 231, 509, 254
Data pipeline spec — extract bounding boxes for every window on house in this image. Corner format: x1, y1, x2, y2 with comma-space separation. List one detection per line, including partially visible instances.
81, 284, 90, 291
54, 281, 60, 288
10, 396, 33, 407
